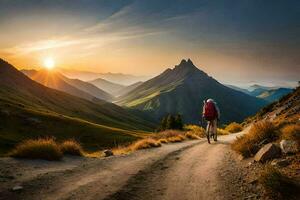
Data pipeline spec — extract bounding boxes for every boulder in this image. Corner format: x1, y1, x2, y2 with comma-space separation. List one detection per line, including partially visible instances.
12, 185, 23, 191
254, 143, 281, 163
103, 150, 113, 157
280, 140, 299, 154
271, 158, 290, 167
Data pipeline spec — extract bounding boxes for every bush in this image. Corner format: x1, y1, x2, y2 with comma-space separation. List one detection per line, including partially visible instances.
260, 165, 299, 199
184, 125, 206, 138
157, 114, 184, 131
217, 128, 230, 135
280, 124, 300, 145
167, 135, 186, 143
225, 122, 243, 133
60, 140, 83, 156
185, 132, 200, 139
130, 138, 161, 150
9, 138, 63, 160
231, 121, 277, 157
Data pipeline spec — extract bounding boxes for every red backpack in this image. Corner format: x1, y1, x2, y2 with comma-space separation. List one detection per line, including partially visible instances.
203, 101, 217, 121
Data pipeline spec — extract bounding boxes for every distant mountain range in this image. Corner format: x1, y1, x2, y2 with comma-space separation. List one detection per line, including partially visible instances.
89, 78, 143, 97
117, 59, 267, 124
60, 69, 148, 85
0, 59, 154, 154
227, 84, 293, 102
21, 69, 114, 102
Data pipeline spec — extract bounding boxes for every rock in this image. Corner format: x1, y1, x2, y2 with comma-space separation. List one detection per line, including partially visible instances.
254, 143, 281, 163
238, 154, 244, 160
271, 159, 290, 167
103, 150, 113, 157
12, 185, 23, 191
280, 140, 299, 154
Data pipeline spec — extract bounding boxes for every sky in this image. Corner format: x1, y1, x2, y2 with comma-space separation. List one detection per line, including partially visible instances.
0, 0, 299, 87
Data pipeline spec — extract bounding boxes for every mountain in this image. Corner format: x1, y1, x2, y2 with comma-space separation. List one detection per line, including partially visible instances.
89, 78, 125, 96
118, 81, 144, 97
228, 84, 293, 102
22, 69, 114, 102
117, 59, 267, 124
0, 59, 154, 154
226, 84, 251, 95
257, 88, 293, 102
246, 86, 299, 123
60, 69, 148, 85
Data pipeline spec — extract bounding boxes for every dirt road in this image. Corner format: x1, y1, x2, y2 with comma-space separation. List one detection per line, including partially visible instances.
0, 131, 258, 200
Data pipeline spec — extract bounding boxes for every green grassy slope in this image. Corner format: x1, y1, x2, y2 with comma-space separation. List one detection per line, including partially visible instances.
117, 59, 267, 124
0, 59, 154, 155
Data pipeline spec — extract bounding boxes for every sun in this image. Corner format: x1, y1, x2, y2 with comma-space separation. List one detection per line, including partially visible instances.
44, 58, 55, 70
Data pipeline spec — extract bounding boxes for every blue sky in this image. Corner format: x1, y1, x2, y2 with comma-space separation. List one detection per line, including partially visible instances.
0, 0, 299, 87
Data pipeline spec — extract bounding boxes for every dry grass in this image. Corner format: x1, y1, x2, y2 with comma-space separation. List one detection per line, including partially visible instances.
184, 125, 206, 138
130, 138, 161, 150
231, 121, 277, 158
280, 124, 300, 145
60, 139, 84, 156
225, 122, 243, 133
259, 165, 300, 199
158, 138, 168, 143
167, 135, 186, 143
184, 132, 200, 139
9, 138, 63, 160
217, 128, 230, 135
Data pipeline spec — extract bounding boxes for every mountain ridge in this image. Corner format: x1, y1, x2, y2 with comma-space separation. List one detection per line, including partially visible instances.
117, 59, 267, 124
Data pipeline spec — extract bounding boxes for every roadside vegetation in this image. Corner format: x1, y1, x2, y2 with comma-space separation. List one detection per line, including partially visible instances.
231, 121, 277, 157
225, 122, 243, 133
9, 138, 84, 160
9, 138, 63, 160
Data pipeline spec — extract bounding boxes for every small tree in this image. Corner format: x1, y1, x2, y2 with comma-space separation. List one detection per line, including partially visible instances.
158, 116, 168, 131
166, 114, 176, 130
174, 114, 183, 130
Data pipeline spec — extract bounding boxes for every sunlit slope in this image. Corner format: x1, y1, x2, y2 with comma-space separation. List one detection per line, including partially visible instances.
22, 69, 114, 102
117, 59, 267, 124
0, 59, 154, 154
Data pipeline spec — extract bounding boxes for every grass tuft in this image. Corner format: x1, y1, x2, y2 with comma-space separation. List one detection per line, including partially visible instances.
225, 122, 243, 133
130, 138, 161, 150
9, 138, 63, 160
231, 121, 277, 157
184, 132, 200, 139
60, 139, 84, 156
184, 125, 206, 138
280, 124, 300, 145
217, 128, 230, 135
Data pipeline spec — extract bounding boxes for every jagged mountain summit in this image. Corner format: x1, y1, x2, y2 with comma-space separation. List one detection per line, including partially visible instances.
117, 59, 267, 124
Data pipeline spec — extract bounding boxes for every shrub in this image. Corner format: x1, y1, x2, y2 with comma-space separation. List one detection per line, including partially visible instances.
158, 138, 168, 143
259, 165, 299, 199
130, 138, 161, 150
184, 125, 206, 138
167, 135, 185, 143
184, 132, 200, 139
157, 114, 184, 131
217, 128, 230, 135
280, 124, 300, 145
225, 122, 243, 133
152, 130, 185, 140
231, 121, 277, 157
9, 138, 63, 160
60, 140, 83, 156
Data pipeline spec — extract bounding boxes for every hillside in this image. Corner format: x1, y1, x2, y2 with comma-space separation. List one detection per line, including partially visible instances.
229, 84, 293, 102
0, 59, 154, 154
117, 59, 267, 124
89, 78, 125, 96
22, 69, 114, 102
247, 86, 300, 123
118, 81, 144, 97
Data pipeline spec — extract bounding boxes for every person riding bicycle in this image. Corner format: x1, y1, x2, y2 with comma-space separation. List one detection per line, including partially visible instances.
202, 99, 220, 143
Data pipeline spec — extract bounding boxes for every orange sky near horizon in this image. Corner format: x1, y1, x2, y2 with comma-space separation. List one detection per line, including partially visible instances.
0, 0, 299, 87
